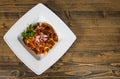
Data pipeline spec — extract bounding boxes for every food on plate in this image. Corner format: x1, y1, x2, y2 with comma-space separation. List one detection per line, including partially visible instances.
21, 22, 58, 55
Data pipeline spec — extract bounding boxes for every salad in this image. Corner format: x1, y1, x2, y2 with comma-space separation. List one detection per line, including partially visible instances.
21, 22, 58, 55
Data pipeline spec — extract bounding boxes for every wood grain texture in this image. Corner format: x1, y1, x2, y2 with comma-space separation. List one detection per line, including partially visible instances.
0, 0, 120, 79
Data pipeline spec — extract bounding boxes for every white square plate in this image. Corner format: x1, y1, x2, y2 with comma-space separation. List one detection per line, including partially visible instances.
3, 3, 76, 75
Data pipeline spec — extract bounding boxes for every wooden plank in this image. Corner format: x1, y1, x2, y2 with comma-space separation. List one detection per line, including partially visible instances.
0, 0, 119, 11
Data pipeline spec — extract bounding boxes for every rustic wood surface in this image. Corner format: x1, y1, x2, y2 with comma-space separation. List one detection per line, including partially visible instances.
0, 0, 120, 79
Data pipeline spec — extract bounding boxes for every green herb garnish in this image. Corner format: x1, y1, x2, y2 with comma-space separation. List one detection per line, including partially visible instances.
21, 24, 35, 38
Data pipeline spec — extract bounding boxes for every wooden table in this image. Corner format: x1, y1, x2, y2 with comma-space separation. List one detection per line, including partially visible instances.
0, 0, 120, 79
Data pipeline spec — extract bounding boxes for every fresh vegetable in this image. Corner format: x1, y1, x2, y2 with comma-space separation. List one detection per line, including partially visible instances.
22, 24, 35, 38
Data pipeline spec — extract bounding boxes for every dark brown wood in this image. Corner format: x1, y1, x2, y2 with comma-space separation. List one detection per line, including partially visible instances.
0, 0, 120, 79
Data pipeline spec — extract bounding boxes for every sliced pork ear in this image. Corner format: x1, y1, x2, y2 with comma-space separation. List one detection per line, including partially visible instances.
44, 26, 50, 30
53, 33, 58, 41
36, 22, 40, 26
36, 22, 42, 26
